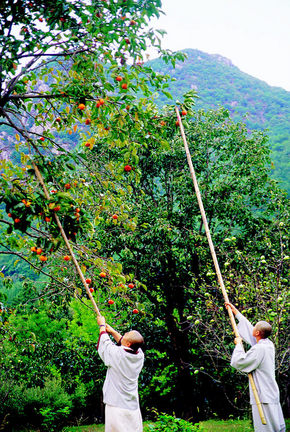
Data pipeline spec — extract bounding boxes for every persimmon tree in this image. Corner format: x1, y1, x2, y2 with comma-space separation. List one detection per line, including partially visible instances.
0, 0, 185, 292
0, 2, 188, 428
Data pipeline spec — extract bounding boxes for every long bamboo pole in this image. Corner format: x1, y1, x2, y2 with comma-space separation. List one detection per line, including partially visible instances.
175, 107, 266, 425
32, 161, 101, 317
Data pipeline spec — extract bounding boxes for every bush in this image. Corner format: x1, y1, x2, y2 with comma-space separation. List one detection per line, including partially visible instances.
0, 379, 26, 426
39, 405, 71, 431
0, 376, 72, 430
147, 413, 203, 431
71, 381, 88, 408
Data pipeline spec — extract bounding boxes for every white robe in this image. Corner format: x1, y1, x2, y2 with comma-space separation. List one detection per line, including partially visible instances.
97, 332, 144, 432
105, 404, 142, 432
231, 313, 285, 432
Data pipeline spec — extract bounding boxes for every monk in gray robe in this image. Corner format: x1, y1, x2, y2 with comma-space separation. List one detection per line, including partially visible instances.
97, 315, 144, 432
225, 302, 285, 432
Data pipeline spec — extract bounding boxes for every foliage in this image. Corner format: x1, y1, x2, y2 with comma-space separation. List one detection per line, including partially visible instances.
0, 375, 72, 430
0, 0, 186, 301
1, 0, 166, 85
40, 406, 71, 432
147, 412, 203, 431
0, 0, 182, 300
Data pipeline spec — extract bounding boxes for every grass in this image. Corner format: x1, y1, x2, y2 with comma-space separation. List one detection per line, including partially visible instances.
15, 418, 290, 431
200, 418, 290, 431
63, 418, 290, 431
62, 423, 153, 432
62, 420, 253, 432
199, 419, 253, 431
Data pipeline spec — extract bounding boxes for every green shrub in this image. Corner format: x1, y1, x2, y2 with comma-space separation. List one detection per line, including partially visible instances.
0, 379, 26, 424
40, 405, 71, 431
0, 376, 72, 429
40, 377, 73, 410
148, 413, 203, 431
71, 381, 88, 408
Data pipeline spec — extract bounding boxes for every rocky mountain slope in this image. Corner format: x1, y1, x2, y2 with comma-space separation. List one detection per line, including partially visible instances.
149, 48, 290, 193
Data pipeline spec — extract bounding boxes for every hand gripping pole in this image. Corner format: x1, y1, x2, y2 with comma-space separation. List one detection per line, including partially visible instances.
175, 107, 266, 424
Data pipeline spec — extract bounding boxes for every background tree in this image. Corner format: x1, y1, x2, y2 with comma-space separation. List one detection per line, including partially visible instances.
93, 100, 289, 418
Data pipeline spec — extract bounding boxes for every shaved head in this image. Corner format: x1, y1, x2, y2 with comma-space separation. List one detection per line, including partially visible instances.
255, 321, 272, 339
123, 330, 144, 352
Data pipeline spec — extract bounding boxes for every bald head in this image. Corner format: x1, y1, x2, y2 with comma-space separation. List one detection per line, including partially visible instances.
255, 321, 272, 339
123, 330, 144, 352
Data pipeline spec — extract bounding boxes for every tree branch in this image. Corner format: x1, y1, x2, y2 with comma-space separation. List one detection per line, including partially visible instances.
0, 247, 54, 281
9, 93, 67, 100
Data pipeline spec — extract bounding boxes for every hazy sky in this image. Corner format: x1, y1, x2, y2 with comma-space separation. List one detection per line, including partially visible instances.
149, 0, 290, 91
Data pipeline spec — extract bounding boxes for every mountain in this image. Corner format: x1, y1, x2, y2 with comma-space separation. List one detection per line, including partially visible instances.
1, 49, 289, 193
149, 48, 290, 194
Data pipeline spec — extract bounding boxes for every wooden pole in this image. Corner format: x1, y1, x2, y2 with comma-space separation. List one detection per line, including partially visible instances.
175, 106, 266, 425
32, 161, 101, 317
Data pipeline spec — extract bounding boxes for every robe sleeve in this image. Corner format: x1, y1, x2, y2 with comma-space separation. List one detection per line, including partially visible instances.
236, 312, 257, 346
97, 333, 120, 367
231, 343, 264, 373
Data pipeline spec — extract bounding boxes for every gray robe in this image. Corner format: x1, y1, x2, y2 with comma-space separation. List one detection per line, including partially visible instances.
231, 313, 285, 432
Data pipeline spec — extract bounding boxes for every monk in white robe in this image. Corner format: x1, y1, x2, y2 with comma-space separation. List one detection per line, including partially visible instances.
226, 303, 285, 432
97, 315, 144, 432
